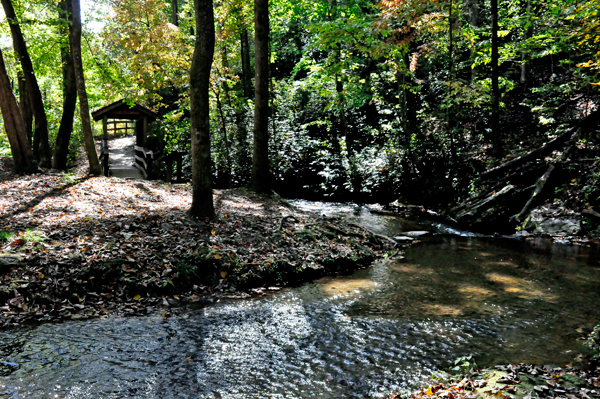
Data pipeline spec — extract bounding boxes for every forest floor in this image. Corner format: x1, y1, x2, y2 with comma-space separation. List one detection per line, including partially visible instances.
396, 363, 600, 399
0, 164, 392, 327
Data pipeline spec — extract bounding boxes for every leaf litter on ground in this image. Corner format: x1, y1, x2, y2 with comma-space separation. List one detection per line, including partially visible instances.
0, 172, 392, 327
393, 363, 600, 399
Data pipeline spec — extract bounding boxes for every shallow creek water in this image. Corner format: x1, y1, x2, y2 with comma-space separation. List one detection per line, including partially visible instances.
1, 203, 600, 398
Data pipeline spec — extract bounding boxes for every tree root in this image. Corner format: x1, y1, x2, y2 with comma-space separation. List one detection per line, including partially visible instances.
276, 215, 300, 231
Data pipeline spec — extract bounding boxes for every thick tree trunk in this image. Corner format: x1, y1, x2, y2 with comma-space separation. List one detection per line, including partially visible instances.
188, 0, 216, 219
1, 0, 51, 167
490, 0, 502, 158
0, 49, 36, 173
172, 0, 178, 26
252, 0, 270, 193
53, 0, 78, 170
69, 0, 102, 175
240, 26, 252, 99
17, 73, 33, 146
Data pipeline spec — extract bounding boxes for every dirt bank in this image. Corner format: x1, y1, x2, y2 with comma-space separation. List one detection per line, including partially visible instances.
0, 172, 392, 327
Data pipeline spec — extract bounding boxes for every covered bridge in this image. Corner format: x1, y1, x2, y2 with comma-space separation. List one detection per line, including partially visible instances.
92, 100, 159, 179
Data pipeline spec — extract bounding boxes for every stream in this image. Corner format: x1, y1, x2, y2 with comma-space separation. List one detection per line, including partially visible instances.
1, 202, 600, 398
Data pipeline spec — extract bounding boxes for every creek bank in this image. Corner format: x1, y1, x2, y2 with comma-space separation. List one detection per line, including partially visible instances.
387, 198, 600, 243
396, 364, 600, 399
0, 173, 393, 327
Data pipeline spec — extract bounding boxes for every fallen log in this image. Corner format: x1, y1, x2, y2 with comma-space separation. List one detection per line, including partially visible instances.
451, 162, 542, 215
481, 109, 600, 180
513, 128, 582, 222
347, 222, 398, 245
582, 209, 600, 222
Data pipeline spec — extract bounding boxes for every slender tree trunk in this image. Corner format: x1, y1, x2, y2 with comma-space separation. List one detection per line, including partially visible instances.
252, 0, 270, 193
172, 0, 178, 26
236, 25, 252, 183
215, 88, 232, 188
336, 77, 361, 195
448, 0, 456, 164
17, 72, 33, 146
403, 53, 419, 140
53, 0, 78, 170
520, 0, 533, 84
240, 26, 252, 100
466, 0, 480, 83
0, 49, 36, 173
1, 0, 51, 167
218, 44, 233, 187
491, 0, 502, 158
449, 0, 454, 80
188, 0, 216, 219
69, 0, 102, 175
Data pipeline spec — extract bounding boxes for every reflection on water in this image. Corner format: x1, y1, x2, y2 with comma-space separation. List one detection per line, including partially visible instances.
0, 213, 600, 397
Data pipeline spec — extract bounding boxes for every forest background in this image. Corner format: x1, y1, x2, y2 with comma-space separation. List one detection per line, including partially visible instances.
0, 0, 598, 231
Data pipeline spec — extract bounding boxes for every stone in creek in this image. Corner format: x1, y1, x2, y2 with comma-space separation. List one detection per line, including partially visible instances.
401, 231, 430, 237
393, 236, 415, 242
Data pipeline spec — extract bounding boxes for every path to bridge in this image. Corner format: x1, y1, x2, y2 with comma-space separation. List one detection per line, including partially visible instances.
105, 135, 144, 179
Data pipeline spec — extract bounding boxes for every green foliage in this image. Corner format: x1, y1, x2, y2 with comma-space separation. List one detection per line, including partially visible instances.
586, 325, 600, 362
450, 355, 478, 375
583, 165, 600, 207
0, 135, 11, 157
0, 231, 14, 243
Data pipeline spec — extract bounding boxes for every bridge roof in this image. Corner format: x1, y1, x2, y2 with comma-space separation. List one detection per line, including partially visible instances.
92, 99, 159, 122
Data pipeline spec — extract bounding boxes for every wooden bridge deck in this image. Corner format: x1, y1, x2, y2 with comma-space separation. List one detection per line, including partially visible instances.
104, 136, 144, 180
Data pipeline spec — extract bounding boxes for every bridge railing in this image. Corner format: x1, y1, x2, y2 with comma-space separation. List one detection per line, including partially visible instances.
101, 137, 110, 177
134, 145, 155, 179
156, 150, 186, 183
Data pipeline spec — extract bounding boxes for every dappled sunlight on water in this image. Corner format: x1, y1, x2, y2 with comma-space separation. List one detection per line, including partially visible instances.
0, 225, 599, 397
318, 278, 380, 297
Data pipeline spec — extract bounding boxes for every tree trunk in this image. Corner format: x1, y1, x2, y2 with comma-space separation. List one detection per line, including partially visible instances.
448, 0, 456, 164
214, 87, 232, 188
240, 26, 253, 100
520, 0, 533, 85
17, 72, 33, 146
513, 129, 582, 222
448, 0, 454, 80
1, 0, 51, 167
481, 109, 600, 179
188, 0, 216, 219
466, 0, 480, 82
172, 0, 178, 26
0, 49, 36, 173
336, 77, 361, 195
490, 0, 502, 158
252, 0, 270, 193
236, 25, 252, 183
53, 0, 78, 170
69, 0, 102, 175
